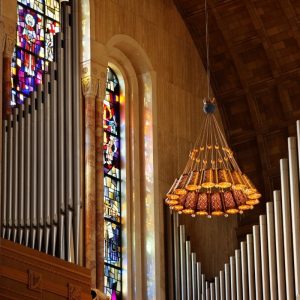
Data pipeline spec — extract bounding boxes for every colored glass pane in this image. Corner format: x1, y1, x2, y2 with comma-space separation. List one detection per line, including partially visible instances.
104, 220, 121, 267
11, 48, 44, 103
103, 132, 120, 178
104, 265, 122, 297
17, 5, 45, 57
45, 0, 60, 21
104, 68, 122, 298
103, 92, 120, 135
12, 0, 60, 105
18, 0, 44, 14
104, 176, 121, 222
45, 18, 59, 60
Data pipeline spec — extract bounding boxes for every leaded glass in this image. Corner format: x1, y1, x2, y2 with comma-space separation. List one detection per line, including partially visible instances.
11, 0, 60, 105
104, 176, 121, 222
103, 132, 120, 178
11, 48, 44, 96
103, 92, 120, 135
104, 220, 121, 266
17, 5, 45, 57
104, 67, 122, 298
45, 0, 60, 21
45, 18, 59, 60
104, 265, 122, 297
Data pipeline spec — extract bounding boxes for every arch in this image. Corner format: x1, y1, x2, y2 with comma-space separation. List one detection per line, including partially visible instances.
103, 34, 162, 300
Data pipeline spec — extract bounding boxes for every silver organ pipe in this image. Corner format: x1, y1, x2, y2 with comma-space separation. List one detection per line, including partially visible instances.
24, 98, 31, 247
235, 249, 242, 300
273, 190, 286, 299
18, 104, 24, 245
30, 91, 37, 249
266, 202, 278, 299
252, 225, 262, 300
180, 224, 187, 300
280, 158, 295, 298
0, 2, 81, 265
246, 234, 255, 300
12, 107, 19, 243
197, 262, 202, 299
214, 276, 219, 300
173, 212, 180, 300
224, 263, 230, 300
229, 256, 236, 300
219, 270, 225, 300
44, 73, 51, 254
191, 252, 198, 300
186, 240, 192, 300
37, 85, 44, 252
210, 282, 215, 300
288, 136, 300, 297
241, 241, 248, 300
6, 114, 13, 241
201, 274, 206, 300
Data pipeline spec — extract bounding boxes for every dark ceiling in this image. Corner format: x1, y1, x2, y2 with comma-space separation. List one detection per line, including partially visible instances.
174, 0, 300, 236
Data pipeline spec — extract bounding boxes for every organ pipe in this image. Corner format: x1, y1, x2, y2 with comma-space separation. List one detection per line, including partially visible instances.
246, 234, 255, 300
186, 241, 192, 300
235, 249, 242, 300
280, 158, 295, 299
18, 104, 24, 245
180, 225, 187, 300
288, 137, 300, 297
191, 252, 198, 300
0, 2, 81, 265
273, 190, 286, 299
173, 213, 180, 300
252, 225, 262, 300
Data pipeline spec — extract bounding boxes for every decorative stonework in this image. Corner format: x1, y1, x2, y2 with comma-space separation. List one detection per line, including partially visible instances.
81, 76, 99, 98
28, 269, 42, 292
68, 283, 82, 300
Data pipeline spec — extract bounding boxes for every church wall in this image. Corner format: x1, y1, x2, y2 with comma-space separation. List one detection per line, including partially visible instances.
91, 0, 238, 293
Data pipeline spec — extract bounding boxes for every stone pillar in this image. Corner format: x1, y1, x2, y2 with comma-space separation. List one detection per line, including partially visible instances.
3, 23, 16, 117
82, 62, 107, 290
82, 70, 99, 288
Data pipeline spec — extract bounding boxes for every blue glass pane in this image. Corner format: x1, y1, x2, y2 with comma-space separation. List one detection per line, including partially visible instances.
104, 220, 121, 267
104, 265, 122, 297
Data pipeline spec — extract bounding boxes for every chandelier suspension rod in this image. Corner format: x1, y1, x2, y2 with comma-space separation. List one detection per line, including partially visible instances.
205, 0, 210, 100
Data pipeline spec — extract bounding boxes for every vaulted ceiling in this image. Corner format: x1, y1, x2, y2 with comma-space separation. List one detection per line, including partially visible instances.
174, 0, 300, 236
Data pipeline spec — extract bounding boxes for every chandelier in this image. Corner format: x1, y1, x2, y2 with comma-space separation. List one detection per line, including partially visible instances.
165, 98, 261, 217
165, 0, 261, 218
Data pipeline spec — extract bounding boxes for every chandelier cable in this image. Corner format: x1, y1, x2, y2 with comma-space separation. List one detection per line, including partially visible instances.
205, 0, 210, 100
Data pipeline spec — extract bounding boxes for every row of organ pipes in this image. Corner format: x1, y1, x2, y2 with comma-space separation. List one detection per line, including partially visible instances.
0, 1, 81, 264
173, 120, 300, 299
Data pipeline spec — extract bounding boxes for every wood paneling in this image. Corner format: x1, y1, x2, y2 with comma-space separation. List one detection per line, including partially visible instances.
0, 239, 91, 300
174, 0, 300, 237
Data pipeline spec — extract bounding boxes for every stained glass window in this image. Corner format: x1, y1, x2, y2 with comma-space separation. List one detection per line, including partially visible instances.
104, 68, 122, 298
11, 0, 60, 105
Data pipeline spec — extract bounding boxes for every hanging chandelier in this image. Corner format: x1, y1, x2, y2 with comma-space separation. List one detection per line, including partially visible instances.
164, 0, 261, 217
165, 98, 261, 217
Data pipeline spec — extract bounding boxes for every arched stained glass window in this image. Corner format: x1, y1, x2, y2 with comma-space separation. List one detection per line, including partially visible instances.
11, 0, 60, 105
103, 67, 122, 298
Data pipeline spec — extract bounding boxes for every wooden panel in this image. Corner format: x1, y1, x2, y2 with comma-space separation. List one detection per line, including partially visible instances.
0, 239, 91, 300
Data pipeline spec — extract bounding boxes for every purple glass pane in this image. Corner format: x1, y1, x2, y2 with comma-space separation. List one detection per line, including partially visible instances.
103, 132, 120, 178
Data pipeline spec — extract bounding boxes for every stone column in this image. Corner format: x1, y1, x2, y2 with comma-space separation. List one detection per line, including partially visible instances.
3, 25, 16, 116
82, 62, 107, 290
82, 70, 99, 288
